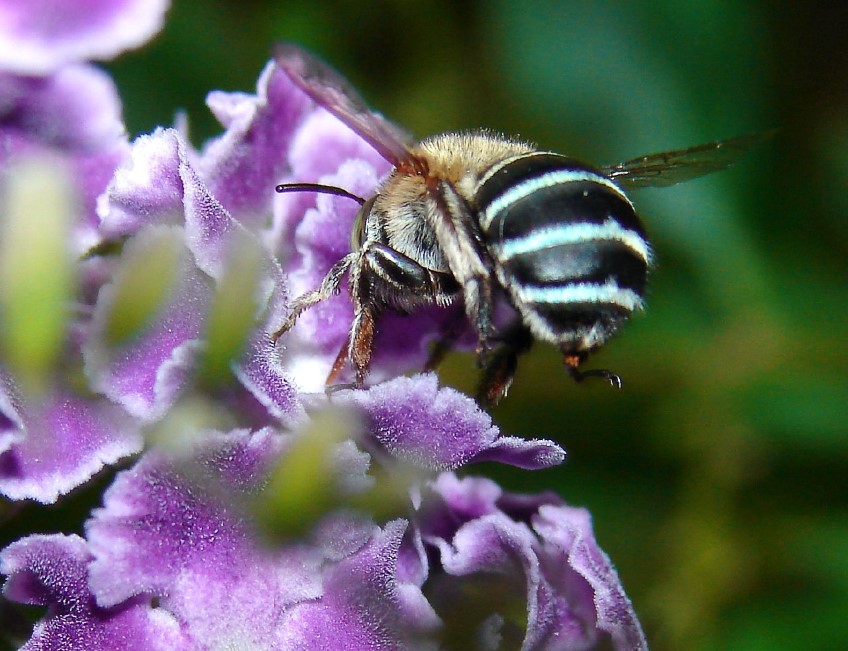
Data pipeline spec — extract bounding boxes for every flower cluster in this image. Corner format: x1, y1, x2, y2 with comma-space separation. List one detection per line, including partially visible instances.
0, 1, 647, 649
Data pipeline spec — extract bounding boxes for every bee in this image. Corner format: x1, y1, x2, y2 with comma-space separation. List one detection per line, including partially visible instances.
272, 43, 763, 405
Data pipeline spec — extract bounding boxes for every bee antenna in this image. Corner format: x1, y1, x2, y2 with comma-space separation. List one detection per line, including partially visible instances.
275, 182, 366, 206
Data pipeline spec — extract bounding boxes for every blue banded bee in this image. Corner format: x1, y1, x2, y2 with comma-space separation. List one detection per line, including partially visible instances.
272, 44, 762, 405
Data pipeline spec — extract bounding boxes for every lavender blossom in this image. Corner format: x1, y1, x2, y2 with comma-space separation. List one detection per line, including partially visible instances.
1, 3, 647, 648
0, 2, 146, 503
4, 424, 642, 650
0, 0, 171, 75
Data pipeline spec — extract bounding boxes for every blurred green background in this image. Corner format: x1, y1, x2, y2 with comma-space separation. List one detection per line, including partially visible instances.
9, 1, 848, 649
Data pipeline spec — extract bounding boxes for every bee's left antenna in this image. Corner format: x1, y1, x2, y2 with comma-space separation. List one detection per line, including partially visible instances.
275, 182, 366, 206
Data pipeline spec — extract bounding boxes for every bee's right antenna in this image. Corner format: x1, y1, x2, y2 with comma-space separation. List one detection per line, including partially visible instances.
275, 182, 366, 206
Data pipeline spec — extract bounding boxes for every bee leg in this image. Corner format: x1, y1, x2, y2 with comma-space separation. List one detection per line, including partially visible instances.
271, 252, 358, 343
425, 182, 495, 358
329, 242, 439, 387
323, 250, 378, 388
424, 310, 467, 371
347, 303, 377, 387
562, 351, 623, 388
326, 340, 353, 387
463, 275, 497, 360
477, 324, 533, 407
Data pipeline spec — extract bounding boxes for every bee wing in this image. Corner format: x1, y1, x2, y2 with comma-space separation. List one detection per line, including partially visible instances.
274, 43, 415, 165
601, 132, 771, 189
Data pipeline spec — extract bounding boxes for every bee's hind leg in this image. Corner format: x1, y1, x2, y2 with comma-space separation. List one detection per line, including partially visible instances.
562, 350, 623, 389
477, 324, 533, 407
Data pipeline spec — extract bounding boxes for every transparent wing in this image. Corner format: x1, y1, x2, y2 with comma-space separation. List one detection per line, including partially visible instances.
601, 132, 772, 189
274, 43, 415, 165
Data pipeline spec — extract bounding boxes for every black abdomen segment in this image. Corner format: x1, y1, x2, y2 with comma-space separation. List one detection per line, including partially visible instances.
477, 153, 650, 350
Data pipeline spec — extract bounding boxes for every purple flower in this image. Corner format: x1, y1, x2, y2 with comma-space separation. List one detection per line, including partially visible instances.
420, 474, 647, 650
1, 534, 194, 650
3, 425, 644, 650
338, 373, 565, 471
0, 1, 147, 502
0, 5, 647, 646
0, 0, 171, 75
0, 374, 141, 504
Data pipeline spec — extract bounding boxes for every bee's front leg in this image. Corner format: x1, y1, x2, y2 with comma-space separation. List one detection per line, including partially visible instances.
328, 242, 451, 387
271, 252, 358, 344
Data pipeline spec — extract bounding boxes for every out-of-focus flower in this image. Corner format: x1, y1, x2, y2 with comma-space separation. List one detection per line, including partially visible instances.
0, 3, 647, 647
0, 0, 153, 503
0, 0, 171, 75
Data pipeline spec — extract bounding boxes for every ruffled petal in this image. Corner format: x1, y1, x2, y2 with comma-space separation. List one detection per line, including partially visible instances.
0, 376, 142, 504
198, 61, 313, 226
0, 534, 195, 650
339, 374, 565, 470
277, 520, 440, 650
420, 473, 647, 651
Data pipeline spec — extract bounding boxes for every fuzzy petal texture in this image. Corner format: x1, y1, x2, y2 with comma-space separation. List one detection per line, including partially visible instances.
84, 427, 438, 650
0, 375, 142, 504
86, 428, 322, 646
277, 519, 440, 651
0, 534, 194, 650
339, 374, 565, 470
198, 61, 312, 226
96, 128, 185, 238
92, 128, 297, 421
0, 0, 170, 74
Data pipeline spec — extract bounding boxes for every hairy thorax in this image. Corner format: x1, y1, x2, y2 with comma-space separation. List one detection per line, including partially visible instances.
369, 130, 536, 271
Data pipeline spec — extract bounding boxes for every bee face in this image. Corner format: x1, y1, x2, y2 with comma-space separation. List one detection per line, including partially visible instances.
272, 43, 762, 405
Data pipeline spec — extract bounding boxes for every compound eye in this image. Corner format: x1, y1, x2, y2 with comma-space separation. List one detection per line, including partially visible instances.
351, 196, 376, 250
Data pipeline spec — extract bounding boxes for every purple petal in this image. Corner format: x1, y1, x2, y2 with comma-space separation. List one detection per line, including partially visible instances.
86, 428, 328, 648
97, 128, 185, 238
83, 227, 211, 421
339, 374, 565, 470
198, 61, 313, 226
420, 473, 647, 651
0, 63, 129, 261
85, 427, 438, 649
229, 245, 301, 422
234, 336, 305, 423
0, 65, 125, 152
0, 378, 142, 504
277, 519, 440, 650
73, 144, 131, 255
96, 126, 298, 423
534, 505, 647, 651
0, 534, 195, 650
86, 428, 314, 600
0, 0, 170, 74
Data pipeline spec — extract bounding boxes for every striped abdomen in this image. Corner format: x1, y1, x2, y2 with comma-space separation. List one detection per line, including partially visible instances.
477, 153, 651, 353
